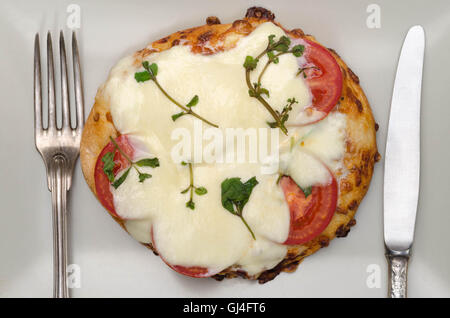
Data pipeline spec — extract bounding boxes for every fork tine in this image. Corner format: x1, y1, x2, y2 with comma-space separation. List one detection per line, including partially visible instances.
59, 31, 71, 130
72, 32, 84, 131
34, 33, 43, 134
47, 32, 57, 130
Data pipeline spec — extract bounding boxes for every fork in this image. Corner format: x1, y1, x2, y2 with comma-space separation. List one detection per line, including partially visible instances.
34, 31, 84, 298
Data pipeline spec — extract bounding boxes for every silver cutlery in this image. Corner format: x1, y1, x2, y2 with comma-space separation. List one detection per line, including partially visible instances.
384, 25, 425, 298
34, 31, 84, 298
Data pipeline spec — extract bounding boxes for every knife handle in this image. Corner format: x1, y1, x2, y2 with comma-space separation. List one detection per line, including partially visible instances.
386, 253, 409, 298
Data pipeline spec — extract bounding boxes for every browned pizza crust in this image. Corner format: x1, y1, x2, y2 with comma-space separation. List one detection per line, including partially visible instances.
80, 7, 379, 283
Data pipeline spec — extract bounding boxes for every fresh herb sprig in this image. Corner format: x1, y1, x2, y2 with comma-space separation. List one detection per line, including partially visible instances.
181, 162, 207, 210
221, 177, 259, 239
102, 136, 160, 189
135, 61, 218, 128
296, 66, 319, 78
243, 35, 304, 135
267, 97, 298, 129
171, 95, 199, 122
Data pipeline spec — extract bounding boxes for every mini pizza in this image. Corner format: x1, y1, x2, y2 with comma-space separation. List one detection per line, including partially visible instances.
80, 7, 379, 283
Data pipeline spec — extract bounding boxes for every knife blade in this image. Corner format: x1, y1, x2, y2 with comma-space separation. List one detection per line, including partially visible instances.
384, 25, 424, 298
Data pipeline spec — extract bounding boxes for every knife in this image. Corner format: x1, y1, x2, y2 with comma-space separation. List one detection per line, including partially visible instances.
384, 25, 425, 298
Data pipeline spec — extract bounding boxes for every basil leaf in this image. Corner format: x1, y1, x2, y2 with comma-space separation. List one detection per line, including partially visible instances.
186, 95, 199, 107
142, 61, 158, 77
195, 187, 207, 195
134, 71, 151, 83
268, 34, 276, 45
180, 186, 190, 194
287, 97, 298, 104
138, 173, 152, 183
148, 63, 158, 76
112, 168, 131, 189
267, 121, 278, 128
240, 177, 259, 207
135, 158, 160, 168
279, 36, 291, 46
259, 87, 270, 98
171, 112, 185, 122
221, 177, 258, 239
136, 61, 158, 83
101, 152, 115, 182
274, 43, 289, 53
221, 179, 240, 213
221, 178, 245, 205
186, 200, 195, 210
243, 56, 258, 70
221, 177, 258, 214
266, 51, 279, 64
292, 44, 305, 57
223, 201, 236, 214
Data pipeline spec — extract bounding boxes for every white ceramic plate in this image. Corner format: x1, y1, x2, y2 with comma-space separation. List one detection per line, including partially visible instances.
1, 0, 449, 297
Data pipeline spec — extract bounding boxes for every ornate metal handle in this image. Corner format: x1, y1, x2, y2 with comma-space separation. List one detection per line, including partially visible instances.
386, 253, 409, 298
50, 156, 69, 298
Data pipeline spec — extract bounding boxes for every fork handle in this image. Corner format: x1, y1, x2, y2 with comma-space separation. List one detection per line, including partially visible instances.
50, 156, 69, 298
386, 252, 409, 298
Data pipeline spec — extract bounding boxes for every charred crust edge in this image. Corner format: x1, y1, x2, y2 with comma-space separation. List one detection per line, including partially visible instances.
245, 7, 275, 20
231, 19, 253, 34
206, 16, 221, 25
290, 28, 305, 38
197, 30, 213, 44
335, 219, 357, 238
347, 67, 360, 84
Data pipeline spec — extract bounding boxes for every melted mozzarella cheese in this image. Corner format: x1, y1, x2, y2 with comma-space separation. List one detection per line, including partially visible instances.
237, 236, 288, 276
103, 22, 347, 275
289, 112, 347, 171
280, 149, 331, 188
279, 112, 347, 188
244, 174, 290, 243
125, 218, 152, 244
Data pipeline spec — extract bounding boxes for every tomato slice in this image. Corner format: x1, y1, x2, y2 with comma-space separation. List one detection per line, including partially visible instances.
279, 172, 338, 245
94, 135, 135, 218
150, 228, 219, 278
294, 38, 343, 125
167, 265, 214, 278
